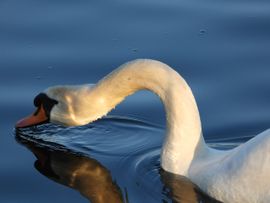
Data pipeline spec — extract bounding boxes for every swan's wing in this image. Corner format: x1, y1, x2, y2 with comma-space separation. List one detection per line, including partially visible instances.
208, 129, 270, 202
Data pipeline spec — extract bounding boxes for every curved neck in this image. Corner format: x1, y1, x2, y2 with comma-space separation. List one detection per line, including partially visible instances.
85, 60, 205, 175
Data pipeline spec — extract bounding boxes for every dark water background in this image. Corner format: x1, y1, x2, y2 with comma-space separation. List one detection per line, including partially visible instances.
1, 0, 270, 202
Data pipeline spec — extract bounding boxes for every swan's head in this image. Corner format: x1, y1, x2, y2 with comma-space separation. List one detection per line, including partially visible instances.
15, 84, 105, 128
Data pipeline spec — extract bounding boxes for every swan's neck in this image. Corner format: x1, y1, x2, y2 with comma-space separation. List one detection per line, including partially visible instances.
67, 60, 206, 175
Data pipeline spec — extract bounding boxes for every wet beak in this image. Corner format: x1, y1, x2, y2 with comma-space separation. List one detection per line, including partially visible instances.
16, 105, 49, 128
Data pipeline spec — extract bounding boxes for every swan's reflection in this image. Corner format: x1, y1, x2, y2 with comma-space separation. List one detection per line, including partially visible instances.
16, 132, 222, 203
15, 134, 125, 203
161, 170, 223, 203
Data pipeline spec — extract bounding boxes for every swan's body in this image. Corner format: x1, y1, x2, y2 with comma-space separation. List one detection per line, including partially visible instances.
18, 59, 270, 203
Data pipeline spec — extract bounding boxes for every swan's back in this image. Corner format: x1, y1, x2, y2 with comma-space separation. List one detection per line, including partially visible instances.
201, 129, 270, 203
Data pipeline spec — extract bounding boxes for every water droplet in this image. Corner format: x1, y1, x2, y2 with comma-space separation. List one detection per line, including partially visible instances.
199, 29, 206, 35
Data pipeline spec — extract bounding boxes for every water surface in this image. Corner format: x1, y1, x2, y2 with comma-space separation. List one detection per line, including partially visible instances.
15, 117, 223, 203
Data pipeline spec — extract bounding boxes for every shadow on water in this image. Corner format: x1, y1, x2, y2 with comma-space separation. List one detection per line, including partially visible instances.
15, 119, 222, 203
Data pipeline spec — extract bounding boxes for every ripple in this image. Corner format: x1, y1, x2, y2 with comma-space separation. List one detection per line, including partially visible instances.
16, 116, 164, 156
16, 115, 236, 202
16, 116, 168, 202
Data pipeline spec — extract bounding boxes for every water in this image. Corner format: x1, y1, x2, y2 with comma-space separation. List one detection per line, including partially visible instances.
15, 118, 222, 203
1, 0, 270, 202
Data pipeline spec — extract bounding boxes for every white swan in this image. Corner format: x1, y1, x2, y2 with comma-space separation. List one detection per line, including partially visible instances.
16, 59, 270, 203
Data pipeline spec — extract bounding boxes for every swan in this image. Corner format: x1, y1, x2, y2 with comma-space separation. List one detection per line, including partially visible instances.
16, 59, 270, 203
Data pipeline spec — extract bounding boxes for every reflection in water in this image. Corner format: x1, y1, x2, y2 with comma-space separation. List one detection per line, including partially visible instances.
15, 134, 125, 203
160, 170, 222, 203
16, 130, 222, 203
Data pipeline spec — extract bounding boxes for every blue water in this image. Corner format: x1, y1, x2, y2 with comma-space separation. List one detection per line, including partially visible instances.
15, 118, 223, 203
1, 0, 270, 202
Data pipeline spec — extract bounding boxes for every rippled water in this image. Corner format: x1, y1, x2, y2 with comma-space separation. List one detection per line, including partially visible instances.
1, 0, 270, 202
15, 117, 223, 203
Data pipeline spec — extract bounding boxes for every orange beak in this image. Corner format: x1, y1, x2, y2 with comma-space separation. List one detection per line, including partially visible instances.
16, 105, 49, 128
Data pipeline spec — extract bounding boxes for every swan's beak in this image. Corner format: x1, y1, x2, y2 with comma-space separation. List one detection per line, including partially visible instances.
16, 105, 49, 128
